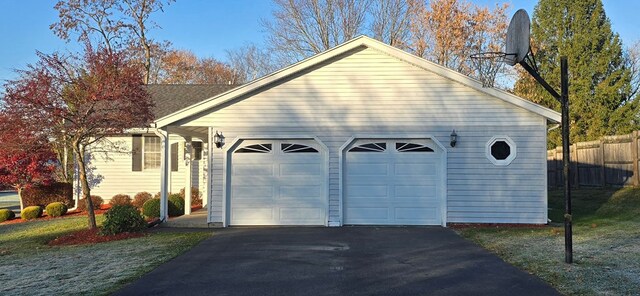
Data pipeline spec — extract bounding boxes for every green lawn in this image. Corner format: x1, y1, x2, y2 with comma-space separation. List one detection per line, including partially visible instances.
457, 188, 640, 295
0, 215, 212, 295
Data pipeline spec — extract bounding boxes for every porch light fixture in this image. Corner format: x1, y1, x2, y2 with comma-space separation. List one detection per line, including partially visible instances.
213, 131, 225, 148
450, 130, 457, 147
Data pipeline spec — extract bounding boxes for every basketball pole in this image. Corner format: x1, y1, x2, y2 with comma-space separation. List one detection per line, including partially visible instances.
519, 56, 572, 264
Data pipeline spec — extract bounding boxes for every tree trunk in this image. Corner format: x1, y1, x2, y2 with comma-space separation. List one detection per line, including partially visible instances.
16, 186, 24, 211
73, 141, 97, 229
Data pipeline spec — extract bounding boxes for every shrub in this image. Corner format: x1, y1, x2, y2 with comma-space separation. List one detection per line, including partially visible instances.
101, 204, 147, 235
77, 195, 104, 212
142, 198, 161, 218
21, 182, 74, 208
21, 206, 43, 220
168, 194, 184, 217
45, 202, 68, 217
141, 195, 185, 218
179, 187, 203, 206
109, 194, 132, 206
132, 192, 152, 209
0, 209, 15, 222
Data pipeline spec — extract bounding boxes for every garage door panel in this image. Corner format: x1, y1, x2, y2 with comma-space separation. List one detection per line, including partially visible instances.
394, 163, 437, 176
230, 139, 326, 226
279, 163, 323, 176
344, 139, 443, 225
279, 185, 322, 199
231, 208, 274, 225
345, 163, 388, 176
394, 185, 436, 199
232, 185, 273, 199
280, 207, 324, 222
346, 185, 388, 198
346, 207, 389, 221
232, 164, 274, 176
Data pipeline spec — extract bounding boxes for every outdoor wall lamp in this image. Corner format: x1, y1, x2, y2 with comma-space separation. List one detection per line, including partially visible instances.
450, 130, 457, 147
213, 131, 225, 148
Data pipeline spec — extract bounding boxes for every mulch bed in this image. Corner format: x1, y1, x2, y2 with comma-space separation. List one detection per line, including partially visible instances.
48, 228, 146, 246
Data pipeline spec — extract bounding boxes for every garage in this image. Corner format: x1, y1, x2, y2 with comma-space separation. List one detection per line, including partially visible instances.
344, 139, 444, 225
228, 139, 327, 225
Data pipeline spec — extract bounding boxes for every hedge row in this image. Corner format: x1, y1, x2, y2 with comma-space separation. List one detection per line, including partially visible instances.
21, 182, 74, 208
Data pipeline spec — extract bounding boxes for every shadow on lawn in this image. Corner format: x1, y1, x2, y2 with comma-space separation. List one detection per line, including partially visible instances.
548, 187, 640, 223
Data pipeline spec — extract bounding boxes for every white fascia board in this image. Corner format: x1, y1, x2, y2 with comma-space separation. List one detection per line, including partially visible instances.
154, 36, 561, 127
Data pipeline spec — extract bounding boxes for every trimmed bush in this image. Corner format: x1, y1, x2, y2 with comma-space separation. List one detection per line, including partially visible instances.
109, 194, 132, 206
142, 198, 161, 218
168, 194, 184, 217
21, 182, 74, 208
0, 209, 15, 222
101, 204, 147, 235
141, 195, 185, 218
132, 192, 152, 209
45, 202, 68, 217
21, 206, 43, 220
77, 195, 104, 212
179, 187, 203, 206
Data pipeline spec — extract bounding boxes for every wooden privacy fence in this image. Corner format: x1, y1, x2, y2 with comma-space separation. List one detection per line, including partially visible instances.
548, 131, 640, 188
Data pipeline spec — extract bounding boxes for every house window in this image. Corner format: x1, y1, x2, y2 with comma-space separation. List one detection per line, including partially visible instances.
281, 143, 318, 153
486, 136, 516, 166
144, 136, 161, 169
396, 142, 434, 152
235, 143, 272, 153
349, 142, 386, 152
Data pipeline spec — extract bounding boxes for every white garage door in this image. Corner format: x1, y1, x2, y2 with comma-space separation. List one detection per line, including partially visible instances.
229, 139, 326, 225
344, 139, 443, 225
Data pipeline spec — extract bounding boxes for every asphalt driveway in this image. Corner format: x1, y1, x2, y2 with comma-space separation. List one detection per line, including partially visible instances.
115, 227, 559, 296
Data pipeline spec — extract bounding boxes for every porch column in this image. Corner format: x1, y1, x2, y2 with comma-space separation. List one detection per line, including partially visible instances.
184, 137, 193, 215
206, 127, 214, 220
154, 127, 170, 221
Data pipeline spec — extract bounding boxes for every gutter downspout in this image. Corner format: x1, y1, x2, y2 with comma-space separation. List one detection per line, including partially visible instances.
152, 124, 169, 223
548, 124, 560, 132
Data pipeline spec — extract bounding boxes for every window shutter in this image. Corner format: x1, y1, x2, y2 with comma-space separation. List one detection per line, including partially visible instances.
171, 143, 179, 172
132, 135, 143, 171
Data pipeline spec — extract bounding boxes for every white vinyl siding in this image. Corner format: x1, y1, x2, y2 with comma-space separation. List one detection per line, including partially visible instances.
87, 135, 204, 201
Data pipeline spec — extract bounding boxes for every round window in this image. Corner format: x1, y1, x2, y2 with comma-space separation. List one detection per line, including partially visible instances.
486, 136, 516, 165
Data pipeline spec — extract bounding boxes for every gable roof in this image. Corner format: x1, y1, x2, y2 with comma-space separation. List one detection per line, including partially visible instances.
154, 36, 560, 127
146, 84, 237, 119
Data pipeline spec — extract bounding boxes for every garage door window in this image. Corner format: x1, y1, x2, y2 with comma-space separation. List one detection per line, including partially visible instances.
349, 142, 386, 152
235, 143, 272, 153
396, 142, 434, 152
281, 143, 318, 153
486, 136, 516, 165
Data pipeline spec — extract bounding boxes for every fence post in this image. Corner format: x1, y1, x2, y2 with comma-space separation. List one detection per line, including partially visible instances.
600, 139, 606, 187
633, 131, 639, 187
571, 143, 579, 188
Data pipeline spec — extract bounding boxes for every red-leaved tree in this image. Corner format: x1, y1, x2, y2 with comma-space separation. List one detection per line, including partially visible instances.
1, 46, 154, 229
0, 115, 57, 210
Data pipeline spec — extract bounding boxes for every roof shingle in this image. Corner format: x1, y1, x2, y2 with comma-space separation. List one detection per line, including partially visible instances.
146, 84, 238, 119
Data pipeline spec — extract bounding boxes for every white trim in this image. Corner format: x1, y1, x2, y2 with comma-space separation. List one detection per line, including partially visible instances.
542, 119, 549, 223
486, 136, 517, 166
338, 134, 448, 227
223, 135, 330, 227
207, 127, 214, 224
153, 36, 560, 128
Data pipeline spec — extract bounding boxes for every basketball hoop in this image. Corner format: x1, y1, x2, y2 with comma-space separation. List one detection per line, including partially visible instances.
469, 51, 512, 88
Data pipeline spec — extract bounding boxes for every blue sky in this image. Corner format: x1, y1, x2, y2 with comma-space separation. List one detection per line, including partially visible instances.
1, 0, 638, 82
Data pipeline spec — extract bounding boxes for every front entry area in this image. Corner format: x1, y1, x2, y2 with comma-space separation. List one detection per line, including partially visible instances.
228, 139, 327, 225
343, 139, 444, 225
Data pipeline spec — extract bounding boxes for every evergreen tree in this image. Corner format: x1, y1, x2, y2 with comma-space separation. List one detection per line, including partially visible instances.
514, 0, 636, 147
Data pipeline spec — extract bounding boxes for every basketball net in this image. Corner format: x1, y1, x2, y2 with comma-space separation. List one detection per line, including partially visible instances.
469, 52, 510, 88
